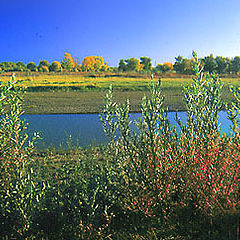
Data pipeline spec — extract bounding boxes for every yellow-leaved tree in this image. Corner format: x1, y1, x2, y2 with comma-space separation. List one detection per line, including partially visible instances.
136, 59, 144, 72
155, 62, 173, 73
163, 62, 173, 70
61, 52, 78, 71
82, 56, 109, 72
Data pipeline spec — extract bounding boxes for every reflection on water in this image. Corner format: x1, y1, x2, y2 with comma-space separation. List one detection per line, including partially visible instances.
23, 111, 235, 148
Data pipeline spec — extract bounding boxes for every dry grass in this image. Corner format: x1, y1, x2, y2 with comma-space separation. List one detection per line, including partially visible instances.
1, 73, 239, 90
1, 73, 239, 114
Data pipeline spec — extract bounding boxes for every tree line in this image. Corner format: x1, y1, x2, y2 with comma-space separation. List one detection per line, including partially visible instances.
0, 53, 109, 73
119, 54, 240, 75
1, 52, 240, 75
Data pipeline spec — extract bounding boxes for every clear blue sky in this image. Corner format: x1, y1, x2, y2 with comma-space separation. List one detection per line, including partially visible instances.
0, 0, 240, 66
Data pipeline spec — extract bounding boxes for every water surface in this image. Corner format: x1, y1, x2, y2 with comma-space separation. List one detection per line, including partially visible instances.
23, 111, 234, 148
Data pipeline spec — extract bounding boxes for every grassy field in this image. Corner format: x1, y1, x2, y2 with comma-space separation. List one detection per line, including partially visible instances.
1, 73, 239, 113
23, 87, 235, 114
1, 72, 239, 90
1, 72, 192, 90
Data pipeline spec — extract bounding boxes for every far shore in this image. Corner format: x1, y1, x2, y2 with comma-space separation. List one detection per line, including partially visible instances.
23, 88, 234, 114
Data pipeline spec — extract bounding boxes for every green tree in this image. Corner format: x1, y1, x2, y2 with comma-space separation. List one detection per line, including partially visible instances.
118, 59, 127, 72
38, 60, 49, 68
202, 54, 217, 73
140, 57, 152, 72
38, 60, 50, 72
230, 56, 240, 74
109, 66, 118, 73
0, 62, 17, 72
155, 63, 172, 73
125, 58, 143, 72
15, 62, 27, 72
174, 56, 184, 73
215, 56, 228, 74
27, 62, 38, 72
225, 57, 231, 74
49, 61, 62, 72
61, 58, 73, 71
173, 56, 192, 74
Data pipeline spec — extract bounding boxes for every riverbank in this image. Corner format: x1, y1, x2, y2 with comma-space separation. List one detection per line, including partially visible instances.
0, 72, 237, 113
23, 87, 235, 114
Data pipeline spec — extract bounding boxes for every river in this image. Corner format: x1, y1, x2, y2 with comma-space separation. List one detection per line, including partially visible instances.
23, 111, 234, 148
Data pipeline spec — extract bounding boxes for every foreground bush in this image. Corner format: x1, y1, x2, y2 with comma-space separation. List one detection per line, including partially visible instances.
0, 79, 40, 238
99, 51, 240, 239
0, 52, 239, 239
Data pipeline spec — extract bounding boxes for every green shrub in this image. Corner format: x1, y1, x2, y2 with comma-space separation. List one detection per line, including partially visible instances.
0, 79, 41, 238
99, 51, 240, 239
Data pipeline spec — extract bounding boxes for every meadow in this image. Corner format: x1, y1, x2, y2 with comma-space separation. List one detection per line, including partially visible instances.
0, 72, 194, 91
0, 72, 239, 113
1, 72, 239, 90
